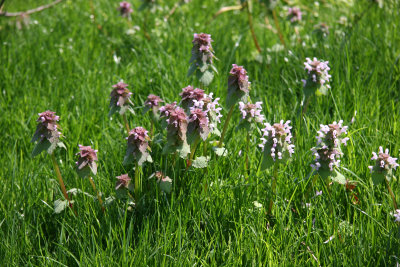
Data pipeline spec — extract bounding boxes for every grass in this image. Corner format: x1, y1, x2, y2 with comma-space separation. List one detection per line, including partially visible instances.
1, 0, 400, 265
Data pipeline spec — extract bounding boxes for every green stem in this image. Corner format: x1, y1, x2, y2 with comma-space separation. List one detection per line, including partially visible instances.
272, 9, 286, 48
89, 177, 105, 212
385, 179, 398, 210
150, 120, 154, 140
245, 132, 250, 178
219, 105, 235, 148
51, 153, 75, 214
268, 164, 278, 214
122, 113, 130, 135
187, 137, 200, 168
134, 162, 141, 203
246, 0, 261, 53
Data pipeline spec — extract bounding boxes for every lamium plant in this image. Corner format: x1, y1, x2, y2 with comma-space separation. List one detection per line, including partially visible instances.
180, 86, 205, 113
75, 145, 104, 211
143, 94, 163, 137
310, 120, 349, 185
369, 146, 399, 209
259, 120, 295, 214
109, 81, 134, 134
31, 111, 75, 213
187, 33, 217, 87
118, 2, 133, 18
287, 7, 302, 24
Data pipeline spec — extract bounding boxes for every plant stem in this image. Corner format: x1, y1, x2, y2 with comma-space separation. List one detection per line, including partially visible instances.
50, 153, 75, 214
272, 9, 286, 48
150, 120, 154, 140
268, 164, 278, 214
302, 96, 311, 118
187, 137, 200, 168
245, 132, 250, 178
203, 140, 207, 156
385, 179, 398, 210
122, 113, 130, 134
134, 162, 141, 204
219, 105, 235, 148
89, 177, 105, 212
246, 0, 261, 53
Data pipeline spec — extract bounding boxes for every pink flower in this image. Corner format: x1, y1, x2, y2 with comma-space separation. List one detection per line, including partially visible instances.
118, 2, 133, 17
145, 94, 163, 108
124, 127, 151, 166
31, 110, 62, 156
303, 57, 331, 89
109, 81, 133, 116
76, 145, 98, 176
180, 86, 205, 111
188, 107, 209, 141
238, 101, 265, 123
115, 174, 132, 190
368, 146, 399, 173
287, 7, 302, 23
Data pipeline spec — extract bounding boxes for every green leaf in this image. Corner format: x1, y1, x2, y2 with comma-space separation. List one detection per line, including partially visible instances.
192, 156, 210, 168
187, 63, 197, 77
32, 139, 51, 157
197, 70, 214, 86
372, 172, 385, 185
159, 177, 172, 193
261, 153, 274, 171
104, 196, 115, 206
54, 199, 69, 214
331, 170, 346, 184
212, 147, 228, 157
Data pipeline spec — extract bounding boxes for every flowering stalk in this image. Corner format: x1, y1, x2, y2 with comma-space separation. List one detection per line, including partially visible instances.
134, 162, 141, 202
218, 106, 234, 148
245, 0, 261, 53
51, 153, 74, 213
88, 177, 105, 212
109, 81, 134, 134
245, 132, 250, 176
122, 114, 130, 134
268, 164, 278, 214
144, 94, 163, 138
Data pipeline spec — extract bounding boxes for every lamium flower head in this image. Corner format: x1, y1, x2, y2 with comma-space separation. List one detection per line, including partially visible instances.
124, 126, 152, 166
115, 174, 132, 190
238, 102, 265, 124
118, 2, 133, 17
310, 120, 349, 182
109, 81, 133, 116
144, 94, 163, 118
227, 64, 250, 108
287, 7, 302, 23
155, 171, 172, 193
392, 209, 400, 223
368, 146, 399, 176
76, 145, 98, 177
188, 33, 216, 86
313, 23, 329, 38
187, 107, 210, 142
180, 86, 205, 112
303, 57, 331, 92
192, 92, 222, 135
159, 102, 177, 118
31, 110, 62, 156
162, 107, 190, 158
259, 120, 295, 169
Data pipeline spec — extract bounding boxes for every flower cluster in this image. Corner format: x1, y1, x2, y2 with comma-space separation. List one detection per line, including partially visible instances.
155, 171, 172, 193
187, 108, 209, 143
180, 86, 205, 112
368, 147, 398, 184
118, 2, 133, 17
124, 127, 152, 166
188, 33, 216, 86
192, 93, 222, 135
238, 102, 265, 124
392, 209, 400, 223
259, 120, 295, 169
310, 121, 349, 174
303, 57, 331, 93
161, 106, 190, 157
31, 110, 62, 156
76, 145, 98, 177
287, 7, 302, 23
227, 64, 250, 108
144, 94, 163, 118
115, 174, 132, 190
109, 81, 133, 116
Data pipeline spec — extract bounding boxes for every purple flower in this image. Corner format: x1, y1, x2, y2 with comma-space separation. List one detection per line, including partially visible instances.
109, 81, 133, 116
227, 64, 251, 108
368, 147, 399, 173
187, 107, 209, 142
159, 102, 177, 118
303, 57, 331, 89
311, 120, 349, 172
259, 120, 295, 168
192, 93, 222, 135
192, 33, 213, 61
162, 106, 190, 157
124, 127, 152, 166
118, 2, 133, 17
180, 86, 205, 112
31, 110, 62, 156
392, 209, 400, 223
76, 145, 98, 177
144, 94, 163, 117
238, 102, 265, 124
115, 174, 132, 190
287, 7, 302, 23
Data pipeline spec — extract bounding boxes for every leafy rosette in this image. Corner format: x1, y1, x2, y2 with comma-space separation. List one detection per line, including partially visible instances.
109, 81, 133, 117
227, 64, 250, 109
310, 120, 349, 184
31, 110, 64, 157
143, 94, 163, 119
123, 127, 152, 166
302, 57, 331, 97
76, 145, 98, 178
259, 120, 295, 170
368, 146, 399, 185
236, 101, 265, 131
180, 86, 205, 113
161, 106, 190, 158
187, 107, 210, 144
192, 93, 222, 136
188, 33, 217, 86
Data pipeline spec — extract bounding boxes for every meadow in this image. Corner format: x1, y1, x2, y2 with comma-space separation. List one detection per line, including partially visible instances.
1, 0, 400, 265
